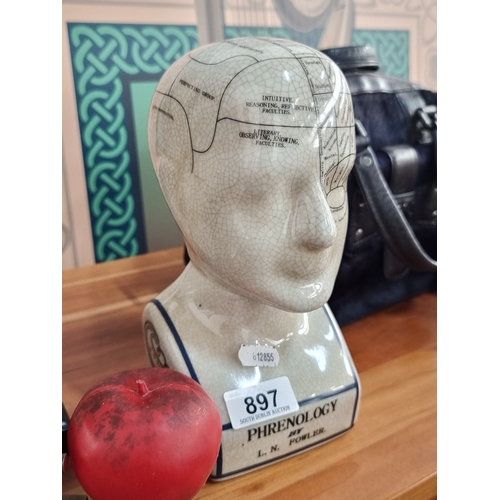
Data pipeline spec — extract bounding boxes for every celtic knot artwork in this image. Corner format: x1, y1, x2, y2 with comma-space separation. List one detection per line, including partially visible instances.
67, 23, 408, 263
352, 29, 409, 79
68, 24, 199, 262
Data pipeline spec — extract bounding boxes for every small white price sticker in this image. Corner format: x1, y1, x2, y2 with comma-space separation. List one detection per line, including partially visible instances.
238, 344, 279, 367
223, 376, 299, 430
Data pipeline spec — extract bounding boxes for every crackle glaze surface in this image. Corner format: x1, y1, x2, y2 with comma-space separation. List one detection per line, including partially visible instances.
143, 37, 359, 479
148, 36, 355, 312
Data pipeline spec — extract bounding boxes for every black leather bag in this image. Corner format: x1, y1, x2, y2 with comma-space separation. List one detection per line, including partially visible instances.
321, 45, 437, 325
182, 45, 436, 326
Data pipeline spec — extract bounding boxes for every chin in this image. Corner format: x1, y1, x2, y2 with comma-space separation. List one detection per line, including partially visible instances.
201, 259, 336, 313
266, 295, 329, 314
249, 281, 333, 313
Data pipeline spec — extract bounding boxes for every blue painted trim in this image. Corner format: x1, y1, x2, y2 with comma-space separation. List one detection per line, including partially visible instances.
211, 386, 358, 480
150, 298, 225, 475
297, 383, 358, 408
150, 299, 359, 479
221, 381, 358, 433
322, 303, 361, 427
213, 305, 361, 479
150, 299, 200, 384
215, 444, 224, 477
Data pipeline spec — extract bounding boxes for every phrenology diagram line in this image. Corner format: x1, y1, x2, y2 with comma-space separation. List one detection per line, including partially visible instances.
158, 55, 262, 155
191, 52, 350, 155
265, 38, 343, 184
216, 117, 353, 130
154, 38, 354, 189
153, 93, 195, 173
189, 53, 259, 65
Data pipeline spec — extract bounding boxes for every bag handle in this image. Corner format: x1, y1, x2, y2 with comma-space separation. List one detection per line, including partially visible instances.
353, 120, 437, 273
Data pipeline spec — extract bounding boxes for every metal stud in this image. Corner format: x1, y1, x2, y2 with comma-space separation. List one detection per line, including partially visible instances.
361, 154, 372, 167
354, 228, 364, 241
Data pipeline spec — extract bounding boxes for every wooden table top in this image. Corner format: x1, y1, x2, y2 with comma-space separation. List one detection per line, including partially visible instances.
62, 247, 437, 500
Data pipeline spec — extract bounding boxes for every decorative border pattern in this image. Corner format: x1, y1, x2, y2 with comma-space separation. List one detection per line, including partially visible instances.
68, 23, 408, 263
68, 24, 198, 262
353, 0, 436, 89
224, 25, 324, 49
226, 26, 409, 78
351, 29, 409, 79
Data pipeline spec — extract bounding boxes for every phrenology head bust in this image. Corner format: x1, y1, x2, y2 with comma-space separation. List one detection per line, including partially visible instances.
149, 37, 355, 313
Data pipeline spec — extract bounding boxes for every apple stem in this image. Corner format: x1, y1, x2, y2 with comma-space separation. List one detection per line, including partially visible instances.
136, 379, 149, 396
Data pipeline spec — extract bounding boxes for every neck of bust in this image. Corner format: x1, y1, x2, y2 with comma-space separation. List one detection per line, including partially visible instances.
169, 263, 312, 346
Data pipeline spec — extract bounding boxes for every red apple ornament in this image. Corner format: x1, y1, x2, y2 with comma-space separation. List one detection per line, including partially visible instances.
67, 368, 222, 500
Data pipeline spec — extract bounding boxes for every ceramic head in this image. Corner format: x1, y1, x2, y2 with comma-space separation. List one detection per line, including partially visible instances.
148, 37, 355, 313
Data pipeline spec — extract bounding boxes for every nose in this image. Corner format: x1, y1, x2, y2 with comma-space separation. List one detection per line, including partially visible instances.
293, 184, 337, 250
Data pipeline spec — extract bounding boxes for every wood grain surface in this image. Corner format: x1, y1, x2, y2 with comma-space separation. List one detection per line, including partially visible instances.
62, 247, 436, 500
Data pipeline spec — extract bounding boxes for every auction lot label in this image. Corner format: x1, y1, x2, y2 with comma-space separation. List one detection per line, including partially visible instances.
212, 385, 359, 479
224, 377, 298, 430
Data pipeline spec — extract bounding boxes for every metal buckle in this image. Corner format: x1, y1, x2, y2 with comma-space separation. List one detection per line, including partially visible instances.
354, 119, 370, 152
411, 105, 437, 144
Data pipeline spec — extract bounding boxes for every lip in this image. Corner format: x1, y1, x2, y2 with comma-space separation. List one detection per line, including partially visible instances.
283, 247, 336, 281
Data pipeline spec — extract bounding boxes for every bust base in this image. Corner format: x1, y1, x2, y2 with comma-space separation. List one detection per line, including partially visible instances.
143, 293, 360, 480
212, 382, 359, 480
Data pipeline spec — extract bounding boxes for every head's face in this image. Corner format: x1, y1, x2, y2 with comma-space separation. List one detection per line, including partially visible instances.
149, 38, 355, 312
